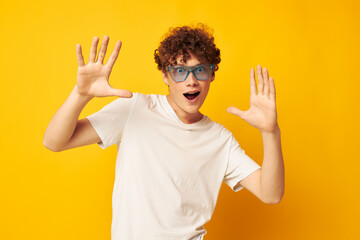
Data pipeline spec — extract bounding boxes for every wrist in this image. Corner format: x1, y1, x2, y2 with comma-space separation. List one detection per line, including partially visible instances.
73, 85, 93, 103
261, 124, 281, 138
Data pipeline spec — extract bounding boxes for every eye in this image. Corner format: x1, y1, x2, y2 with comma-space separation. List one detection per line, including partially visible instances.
195, 67, 205, 72
176, 67, 185, 73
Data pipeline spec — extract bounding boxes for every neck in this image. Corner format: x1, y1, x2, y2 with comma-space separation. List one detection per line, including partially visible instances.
166, 95, 203, 124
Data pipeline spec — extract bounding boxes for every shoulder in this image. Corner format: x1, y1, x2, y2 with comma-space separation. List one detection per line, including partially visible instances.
87, 94, 138, 115
133, 93, 167, 109
205, 117, 234, 140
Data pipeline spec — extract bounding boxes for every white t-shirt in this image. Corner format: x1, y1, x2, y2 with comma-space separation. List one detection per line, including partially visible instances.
86, 93, 261, 240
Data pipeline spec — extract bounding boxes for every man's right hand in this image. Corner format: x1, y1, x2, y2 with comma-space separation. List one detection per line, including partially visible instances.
75, 35, 133, 98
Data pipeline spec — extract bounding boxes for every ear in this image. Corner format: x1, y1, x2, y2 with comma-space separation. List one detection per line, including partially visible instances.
162, 72, 169, 85
209, 72, 215, 82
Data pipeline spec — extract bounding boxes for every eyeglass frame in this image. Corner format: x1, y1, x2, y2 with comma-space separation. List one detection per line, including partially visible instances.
166, 64, 215, 82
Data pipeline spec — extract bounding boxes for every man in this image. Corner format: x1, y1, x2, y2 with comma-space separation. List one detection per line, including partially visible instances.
43, 24, 284, 240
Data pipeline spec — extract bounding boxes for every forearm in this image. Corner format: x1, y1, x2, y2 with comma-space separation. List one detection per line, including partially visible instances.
260, 125, 285, 203
43, 85, 93, 151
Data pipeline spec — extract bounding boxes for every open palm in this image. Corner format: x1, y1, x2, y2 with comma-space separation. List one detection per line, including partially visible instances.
227, 65, 278, 133
76, 35, 132, 98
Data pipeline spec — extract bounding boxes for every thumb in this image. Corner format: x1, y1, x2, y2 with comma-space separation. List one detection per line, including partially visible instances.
227, 106, 247, 120
106, 86, 133, 98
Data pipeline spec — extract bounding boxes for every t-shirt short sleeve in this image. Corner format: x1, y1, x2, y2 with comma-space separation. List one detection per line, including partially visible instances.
86, 93, 137, 149
223, 134, 261, 192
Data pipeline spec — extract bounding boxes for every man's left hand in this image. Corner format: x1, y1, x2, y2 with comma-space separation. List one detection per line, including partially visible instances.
227, 65, 278, 134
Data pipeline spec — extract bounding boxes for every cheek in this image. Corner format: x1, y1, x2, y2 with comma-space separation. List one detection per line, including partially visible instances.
201, 83, 211, 94
168, 85, 182, 97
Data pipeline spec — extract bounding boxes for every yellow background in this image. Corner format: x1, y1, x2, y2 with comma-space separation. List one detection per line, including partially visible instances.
1, 0, 359, 239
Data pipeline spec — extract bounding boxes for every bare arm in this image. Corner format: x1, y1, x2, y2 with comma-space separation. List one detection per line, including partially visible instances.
43, 36, 132, 152
227, 65, 285, 204
43, 86, 99, 152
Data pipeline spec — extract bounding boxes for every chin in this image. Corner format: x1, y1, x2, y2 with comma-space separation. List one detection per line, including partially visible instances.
185, 107, 201, 114
183, 102, 203, 114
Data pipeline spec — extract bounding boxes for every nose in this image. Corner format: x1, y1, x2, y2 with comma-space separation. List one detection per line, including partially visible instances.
185, 71, 198, 86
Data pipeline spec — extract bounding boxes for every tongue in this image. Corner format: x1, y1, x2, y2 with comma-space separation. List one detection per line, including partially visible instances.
186, 94, 197, 100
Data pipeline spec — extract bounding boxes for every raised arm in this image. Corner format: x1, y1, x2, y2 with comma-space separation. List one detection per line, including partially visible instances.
227, 65, 284, 204
43, 36, 132, 152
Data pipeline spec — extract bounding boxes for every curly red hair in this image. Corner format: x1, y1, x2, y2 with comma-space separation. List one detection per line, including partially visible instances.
154, 23, 221, 73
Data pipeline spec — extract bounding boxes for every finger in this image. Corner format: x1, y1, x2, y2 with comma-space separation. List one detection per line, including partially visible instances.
97, 35, 109, 64
250, 68, 257, 96
227, 106, 247, 120
263, 67, 270, 98
106, 86, 133, 98
76, 44, 85, 67
89, 36, 99, 63
269, 77, 276, 101
257, 65, 264, 95
106, 40, 122, 69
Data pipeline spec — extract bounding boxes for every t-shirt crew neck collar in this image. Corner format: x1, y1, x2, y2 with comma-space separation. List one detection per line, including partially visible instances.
160, 94, 209, 128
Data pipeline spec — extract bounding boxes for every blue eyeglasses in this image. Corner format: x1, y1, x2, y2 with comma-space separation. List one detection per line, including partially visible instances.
166, 64, 214, 82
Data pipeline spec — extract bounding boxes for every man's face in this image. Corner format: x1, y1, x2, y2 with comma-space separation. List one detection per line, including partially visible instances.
162, 54, 215, 123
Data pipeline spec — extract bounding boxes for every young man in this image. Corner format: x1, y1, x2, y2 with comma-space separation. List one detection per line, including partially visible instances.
43, 25, 284, 240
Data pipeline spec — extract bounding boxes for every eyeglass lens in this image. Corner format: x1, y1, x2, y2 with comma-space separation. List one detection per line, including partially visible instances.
169, 65, 213, 81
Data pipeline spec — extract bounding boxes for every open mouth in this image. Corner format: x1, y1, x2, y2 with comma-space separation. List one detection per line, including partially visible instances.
184, 91, 200, 100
